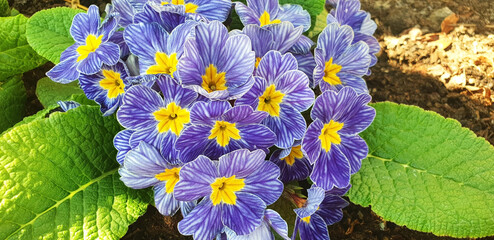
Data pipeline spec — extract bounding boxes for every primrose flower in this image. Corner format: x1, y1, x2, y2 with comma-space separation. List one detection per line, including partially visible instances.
327, 0, 379, 73
174, 149, 284, 239
224, 209, 290, 240
237, 51, 314, 149
117, 76, 198, 162
119, 141, 195, 216
124, 21, 196, 77
293, 186, 349, 240
313, 23, 371, 94
302, 87, 375, 190
79, 61, 131, 116
235, 0, 311, 32
47, 5, 120, 83
111, 0, 147, 27
175, 101, 276, 162
178, 21, 256, 100
147, 0, 232, 22
269, 140, 312, 183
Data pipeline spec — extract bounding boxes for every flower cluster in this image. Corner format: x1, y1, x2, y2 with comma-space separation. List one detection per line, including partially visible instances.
48, 0, 378, 239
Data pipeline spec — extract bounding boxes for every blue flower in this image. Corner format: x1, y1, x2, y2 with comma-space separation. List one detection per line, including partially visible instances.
313, 23, 371, 94
114, 129, 134, 165
293, 186, 349, 240
124, 21, 196, 77
302, 87, 375, 190
237, 51, 314, 149
117, 76, 198, 162
175, 101, 276, 162
327, 0, 379, 74
47, 5, 120, 83
119, 141, 195, 216
148, 0, 233, 22
178, 21, 256, 100
174, 149, 284, 239
269, 140, 312, 183
235, 0, 311, 32
79, 61, 131, 116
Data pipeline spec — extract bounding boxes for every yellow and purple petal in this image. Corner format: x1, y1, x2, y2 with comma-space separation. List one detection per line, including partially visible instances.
178, 198, 224, 240
174, 155, 219, 201
310, 147, 351, 190
221, 192, 266, 235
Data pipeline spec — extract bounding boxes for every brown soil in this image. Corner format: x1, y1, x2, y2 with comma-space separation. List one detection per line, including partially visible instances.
12, 0, 494, 239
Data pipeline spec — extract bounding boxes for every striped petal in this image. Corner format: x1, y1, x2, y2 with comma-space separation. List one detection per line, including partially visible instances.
337, 135, 368, 174
221, 192, 266, 235
175, 124, 212, 163
298, 214, 330, 240
294, 186, 325, 218
178, 199, 223, 240
117, 85, 164, 130
310, 147, 351, 190
243, 161, 283, 205
219, 149, 266, 178
275, 70, 314, 112
263, 105, 307, 149
277, 4, 311, 32
174, 155, 218, 201
154, 182, 180, 216
302, 119, 324, 164
257, 50, 298, 84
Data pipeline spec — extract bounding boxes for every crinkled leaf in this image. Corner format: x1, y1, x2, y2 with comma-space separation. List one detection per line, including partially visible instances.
348, 102, 494, 238
0, 0, 9, 17
0, 106, 151, 240
26, 7, 83, 64
36, 77, 83, 107
0, 15, 47, 80
0, 75, 26, 133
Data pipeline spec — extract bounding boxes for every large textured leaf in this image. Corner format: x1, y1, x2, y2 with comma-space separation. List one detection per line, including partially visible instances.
36, 77, 83, 107
0, 75, 26, 133
0, 106, 151, 240
26, 7, 83, 64
348, 102, 494, 238
0, 15, 47, 80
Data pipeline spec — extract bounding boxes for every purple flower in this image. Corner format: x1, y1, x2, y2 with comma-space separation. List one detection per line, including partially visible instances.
236, 51, 314, 148
117, 76, 198, 162
147, 0, 233, 22
47, 5, 120, 83
269, 141, 312, 183
114, 129, 134, 165
178, 21, 256, 100
302, 87, 375, 190
175, 101, 276, 162
111, 0, 147, 28
224, 209, 290, 239
327, 0, 379, 74
124, 21, 196, 77
235, 0, 311, 32
79, 61, 131, 116
293, 186, 349, 240
174, 149, 284, 239
119, 141, 195, 216
313, 23, 371, 94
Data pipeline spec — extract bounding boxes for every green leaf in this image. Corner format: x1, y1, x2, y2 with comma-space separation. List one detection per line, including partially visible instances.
0, 15, 47, 80
348, 102, 494, 238
69, 93, 98, 106
36, 77, 84, 108
0, 0, 9, 17
0, 106, 151, 240
307, 9, 328, 39
0, 75, 26, 133
26, 7, 84, 64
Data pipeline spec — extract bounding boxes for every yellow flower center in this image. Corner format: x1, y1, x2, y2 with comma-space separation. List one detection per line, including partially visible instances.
210, 175, 245, 205
323, 57, 343, 85
258, 84, 285, 117
208, 121, 241, 147
153, 102, 190, 135
255, 57, 262, 68
99, 70, 125, 99
146, 52, 179, 77
76, 34, 103, 62
161, 0, 198, 13
201, 64, 227, 93
319, 120, 344, 152
259, 11, 281, 27
301, 216, 311, 223
281, 145, 304, 166
155, 167, 181, 194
